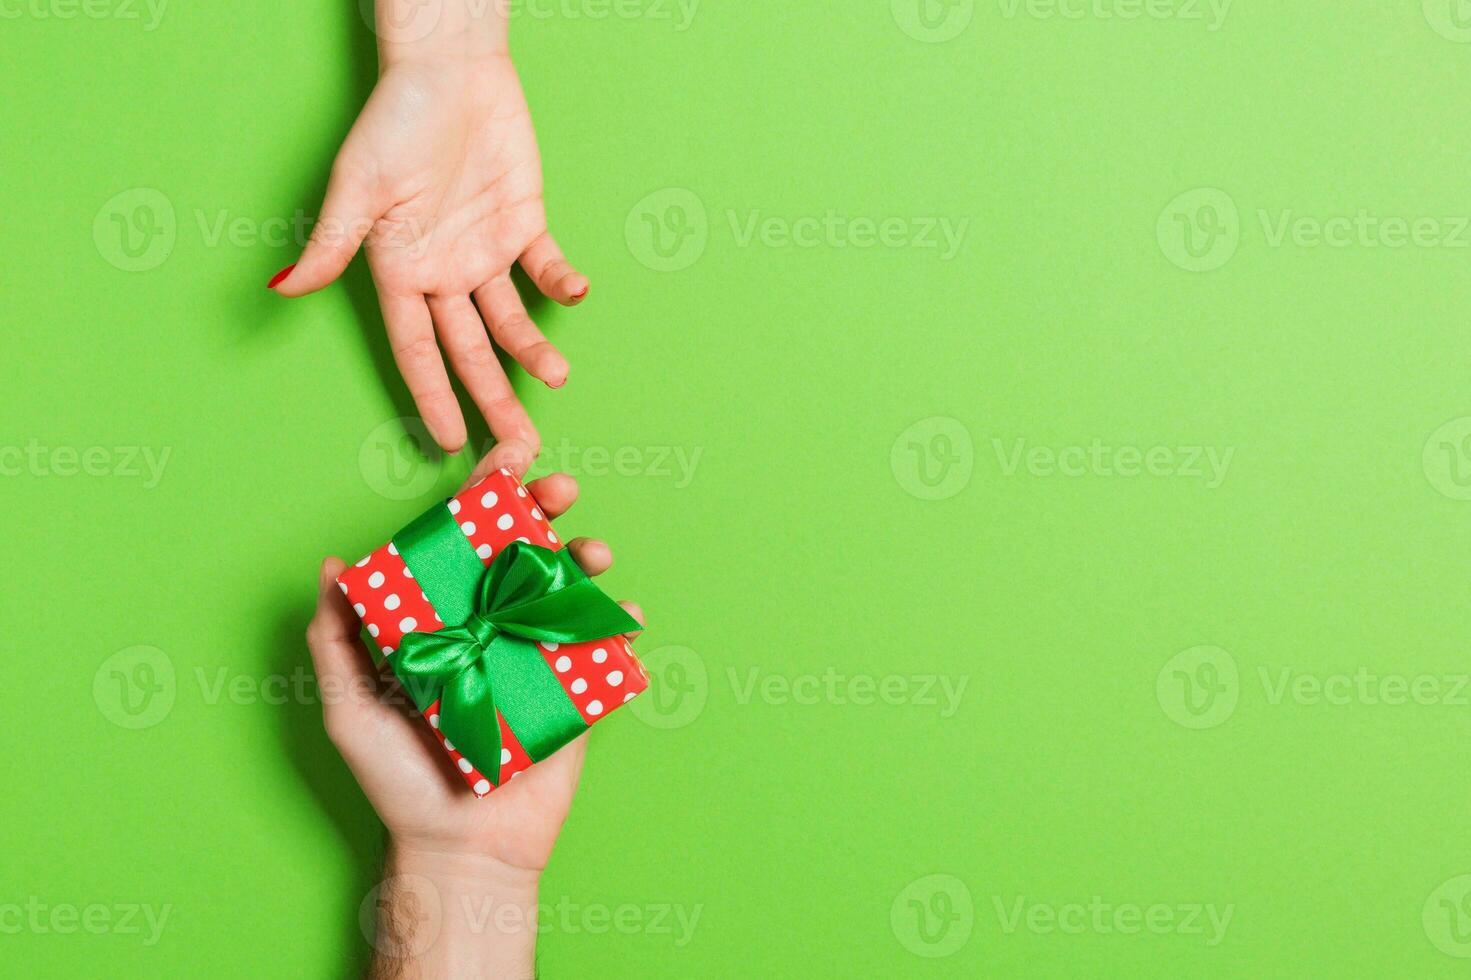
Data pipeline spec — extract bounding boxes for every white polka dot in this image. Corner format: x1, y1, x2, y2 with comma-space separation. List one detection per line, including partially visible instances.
338, 582, 349, 594
387, 542, 399, 556
368, 571, 385, 588
587, 699, 604, 716
542, 642, 560, 652
421, 591, 428, 600
623, 692, 636, 702
481, 491, 498, 508
592, 647, 607, 663
399, 617, 418, 632
447, 499, 461, 515
570, 678, 588, 694
353, 603, 366, 616
496, 513, 514, 531
384, 594, 401, 611
458, 758, 473, 773
499, 468, 510, 476
516, 485, 527, 497
435, 612, 442, 622
555, 655, 572, 672
500, 747, 512, 765
606, 670, 624, 686
367, 624, 380, 637
461, 521, 477, 536
443, 738, 455, 752
531, 507, 543, 520
382, 646, 394, 655
547, 531, 559, 544
403, 567, 414, 578
510, 770, 522, 779
473, 779, 491, 795
476, 543, 493, 559
428, 714, 439, 728
516, 536, 531, 544
355, 556, 370, 567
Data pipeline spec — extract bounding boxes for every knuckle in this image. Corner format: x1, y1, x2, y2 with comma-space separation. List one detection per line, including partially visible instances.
416, 387, 460, 418
391, 334, 440, 364
460, 343, 500, 371
485, 393, 527, 422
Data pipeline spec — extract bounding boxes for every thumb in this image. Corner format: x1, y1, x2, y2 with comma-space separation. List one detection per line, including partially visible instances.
269, 162, 379, 296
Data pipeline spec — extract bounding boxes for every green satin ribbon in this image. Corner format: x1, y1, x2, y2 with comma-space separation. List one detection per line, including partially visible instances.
388, 501, 640, 783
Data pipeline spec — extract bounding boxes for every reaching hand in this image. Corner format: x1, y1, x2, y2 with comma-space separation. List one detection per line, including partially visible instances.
272, 45, 585, 470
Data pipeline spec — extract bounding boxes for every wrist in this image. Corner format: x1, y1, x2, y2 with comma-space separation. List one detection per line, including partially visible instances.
371, 843, 541, 977
388, 841, 541, 894
374, 0, 509, 68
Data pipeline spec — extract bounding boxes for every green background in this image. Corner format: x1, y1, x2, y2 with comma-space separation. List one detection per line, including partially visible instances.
6, 0, 1471, 975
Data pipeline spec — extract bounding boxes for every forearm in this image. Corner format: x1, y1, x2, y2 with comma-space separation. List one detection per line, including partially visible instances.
369, 844, 541, 980
374, 0, 510, 66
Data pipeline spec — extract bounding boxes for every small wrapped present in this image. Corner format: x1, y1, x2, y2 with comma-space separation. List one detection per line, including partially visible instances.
337, 468, 647, 796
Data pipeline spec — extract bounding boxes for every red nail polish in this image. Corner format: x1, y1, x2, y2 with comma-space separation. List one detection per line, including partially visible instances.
267, 264, 296, 289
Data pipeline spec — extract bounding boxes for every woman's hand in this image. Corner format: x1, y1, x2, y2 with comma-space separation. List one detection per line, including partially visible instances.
305, 470, 644, 973
273, 5, 585, 471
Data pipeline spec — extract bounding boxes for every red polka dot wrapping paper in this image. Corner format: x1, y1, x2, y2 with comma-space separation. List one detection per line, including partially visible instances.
335, 468, 648, 796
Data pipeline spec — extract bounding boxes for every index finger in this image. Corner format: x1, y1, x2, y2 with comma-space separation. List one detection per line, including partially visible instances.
377, 286, 467, 454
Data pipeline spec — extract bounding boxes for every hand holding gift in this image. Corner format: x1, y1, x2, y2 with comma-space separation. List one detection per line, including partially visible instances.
306, 469, 645, 874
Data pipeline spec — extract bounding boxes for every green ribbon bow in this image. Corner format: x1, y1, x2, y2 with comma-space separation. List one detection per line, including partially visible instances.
387, 499, 640, 783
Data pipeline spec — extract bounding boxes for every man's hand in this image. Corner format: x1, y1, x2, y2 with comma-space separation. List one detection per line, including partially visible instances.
273, 3, 585, 470
306, 470, 644, 975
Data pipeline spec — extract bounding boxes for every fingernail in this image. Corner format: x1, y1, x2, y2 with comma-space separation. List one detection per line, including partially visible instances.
548, 378, 566, 390
267, 264, 296, 289
568, 284, 588, 303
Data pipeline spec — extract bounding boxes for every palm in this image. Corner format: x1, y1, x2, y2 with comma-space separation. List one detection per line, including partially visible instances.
352, 59, 545, 296
349, 670, 585, 872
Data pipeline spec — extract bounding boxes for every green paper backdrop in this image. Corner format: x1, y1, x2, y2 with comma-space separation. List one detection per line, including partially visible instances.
6, 1, 1471, 975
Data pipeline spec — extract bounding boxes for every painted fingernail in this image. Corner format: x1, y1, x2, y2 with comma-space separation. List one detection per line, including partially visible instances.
267, 264, 296, 289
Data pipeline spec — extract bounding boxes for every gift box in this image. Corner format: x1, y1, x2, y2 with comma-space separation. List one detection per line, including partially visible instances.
337, 467, 647, 796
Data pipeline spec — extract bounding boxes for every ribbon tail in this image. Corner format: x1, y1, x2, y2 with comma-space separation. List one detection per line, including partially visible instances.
436, 654, 504, 785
